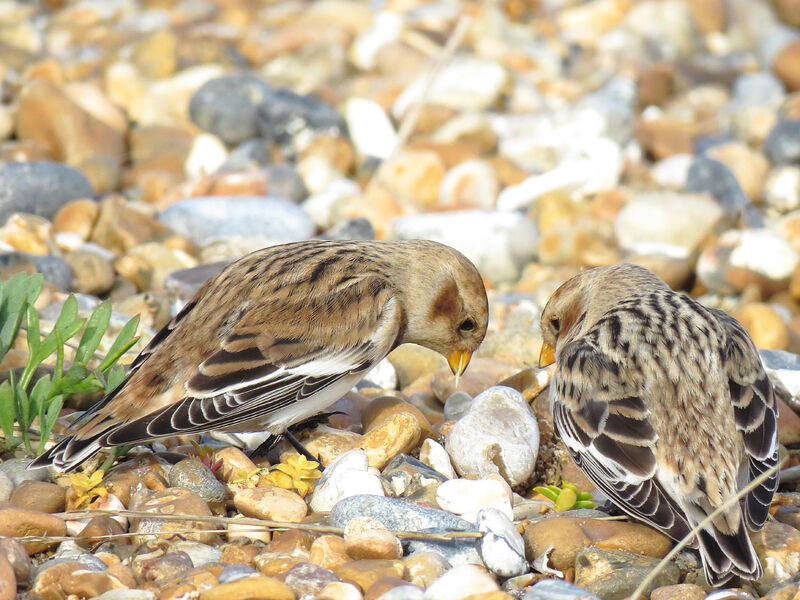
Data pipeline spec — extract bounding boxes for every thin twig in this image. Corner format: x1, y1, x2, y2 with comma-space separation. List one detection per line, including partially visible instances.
627, 455, 788, 600
54, 509, 483, 541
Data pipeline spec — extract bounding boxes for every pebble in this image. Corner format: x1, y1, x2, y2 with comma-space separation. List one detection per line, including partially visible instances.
8, 481, 65, 513
750, 520, 800, 593
0, 473, 12, 502
0, 539, 30, 584
0, 508, 66, 554
614, 191, 723, 258
310, 449, 385, 513
234, 485, 308, 523
0, 554, 14, 600
574, 547, 681, 599
283, 562, 341, 596
392, 210, 538, 283
130, 488, 217, 545
419, 439, 457, 479
435, 478, 513, 522
158, 196, 315, 245
198, 576, 294, 600
445, 386, 539, 487
344, 517, 403, 561
685, 156, 750, 219
765, 119, 800, 165
522, 579, 601, 600
188, 74, 274, 146
422, 564, 500, 600
476, 508, 528, 578
167, 459, 227, 505
765, 165, 800, 213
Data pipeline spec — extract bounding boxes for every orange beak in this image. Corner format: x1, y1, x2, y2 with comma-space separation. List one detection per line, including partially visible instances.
448, 350, 472, 387
538, 342, 555, 368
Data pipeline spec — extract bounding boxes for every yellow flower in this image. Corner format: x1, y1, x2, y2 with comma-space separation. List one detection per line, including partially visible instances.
264, 454, 323, 498
68, 469, 108, 509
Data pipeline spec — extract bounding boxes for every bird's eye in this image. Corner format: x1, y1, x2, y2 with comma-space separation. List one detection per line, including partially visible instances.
459, 318, 475, 332
550, 318, 560, 332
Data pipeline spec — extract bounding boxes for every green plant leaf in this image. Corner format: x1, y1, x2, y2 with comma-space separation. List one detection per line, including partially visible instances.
37, 395, 63, 454
533, 486, 559, 502
554, 487, 577, 512
0, 380, 15, 440
74, 301, 111, 366
0, 273, 43, 358
105, 365, 127, 392
26, 303, 40, 356
574, 500, 597, 509
98, 315, 140, 373
23, 298, 86, 390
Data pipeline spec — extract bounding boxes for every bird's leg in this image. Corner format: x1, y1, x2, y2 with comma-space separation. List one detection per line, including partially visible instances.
284, 430, 318, 463
248, 434, 284, 459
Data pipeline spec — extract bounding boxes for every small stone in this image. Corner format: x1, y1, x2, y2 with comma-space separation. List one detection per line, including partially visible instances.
733, 303, 789, 350
419, 439, 457, 479
765, 166, 800, 213
393, 57, 508, 116
765, 120, 800, 166
697, 229, 799, 295
303, 427, 363, 467
522, 579, 600, 600
476, 508, 527, 578
218, 563, 258, 583
360, 411, 423, 470
382, 454, 448, 498
0, 213, 52, 255
685, 156, 749, 219
523, 516, 672, 574
574, 547, 680, 599
198, 575, 294, 600
158, 196, 315, 246
130, 488, 217, 544
445, 386, 539, 487
52, 198, 99, 241
0, 554, 14, 600
215, 447, 258, 483
403, 552, 451, 588
310, 535, 351, 571
706, 142, 770, 203
0, 507, 66, 554
773, 41, 800, 92
170, 541, 222, 568
8, 480, 65, 513
185, 133, 228, 180
32, 561, 128, 599
335, 559, 404, 593
388, 345, 447, 389
234, 485, 308, 523
0, 538, 30, 584
436, 478, 512, 522
423, 564, 500, 600
283, 562, 341, 597
65, 249, 115, 295
0, 162, 86, 223
254, 553, 307, 577
345, 97, 398, 160
438, 160, 499, 210
91, 195, 171, 256
344, 517, 403, 560
614, 191, 722, 258
134, 551, 194, 585
319, 581, 363, 600
310, 449, 385, 513
751, 520, 800, 593
168, 459, 227, 505
116, 242, 197, 291
376, 149, 446, 211
392, 210, 538, 284
92, 591, 157, 600
189, 74, 274, 146
649, 583, 706, 600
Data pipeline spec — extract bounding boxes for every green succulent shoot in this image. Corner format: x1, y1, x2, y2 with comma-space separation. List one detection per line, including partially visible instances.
534, 480, 596, 511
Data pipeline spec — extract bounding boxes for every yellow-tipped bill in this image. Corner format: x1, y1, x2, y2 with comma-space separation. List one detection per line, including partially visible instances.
538, 341, 555, 368
448, 350, 472, 388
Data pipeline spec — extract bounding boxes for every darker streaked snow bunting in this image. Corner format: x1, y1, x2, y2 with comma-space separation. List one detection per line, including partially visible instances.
35, 239, 488, 471
539, 263, 778, 586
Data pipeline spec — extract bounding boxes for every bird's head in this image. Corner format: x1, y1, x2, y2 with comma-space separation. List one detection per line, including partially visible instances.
539, 264, 667, 367
397, 241, 488, 382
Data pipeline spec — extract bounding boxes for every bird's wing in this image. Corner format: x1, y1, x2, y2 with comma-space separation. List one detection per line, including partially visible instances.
711, 308, 779, 530
74, 278, 401, 447
552, 342, 693, 542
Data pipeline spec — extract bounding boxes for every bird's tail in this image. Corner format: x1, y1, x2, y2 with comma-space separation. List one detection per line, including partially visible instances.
692, 510, 762, 586
30, 434, 106, 472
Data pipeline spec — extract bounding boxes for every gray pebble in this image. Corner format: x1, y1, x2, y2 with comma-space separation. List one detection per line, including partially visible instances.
218, 563, 258, 583
523, 579, 601, 600
167, 459, 226, 504
158, 196, 315, 245
765, 119, 800, 165
0, 472, 12, 502
443, 391, 472, 421
189, 74, 274, 146
0, 458, 48, 486
685, 156, 748, 220
0, 161, 93, 224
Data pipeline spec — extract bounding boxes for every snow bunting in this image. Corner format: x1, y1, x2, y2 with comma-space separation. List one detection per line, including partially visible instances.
539, 264, 778, 585
35, 240, 488, 471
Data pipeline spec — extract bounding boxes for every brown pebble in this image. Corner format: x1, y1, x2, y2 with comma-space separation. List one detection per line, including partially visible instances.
9, 481, 66, 514
650, 583, 706, 600
78, 515, 128, 547
254, 552, 307, 577
0, 507, 66, 554
310, 535, 351, 571
220, 543, 261, 565
0, 538, 30, 584
267, 529, 315, 555
0, 554, 15, 600
234, 485, 308, 523
198, 575, 294, 600
364, 575, 417, 599
335, 559, 405, 592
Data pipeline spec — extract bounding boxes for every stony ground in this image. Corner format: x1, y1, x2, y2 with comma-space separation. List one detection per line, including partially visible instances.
2, 0, 800, 599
